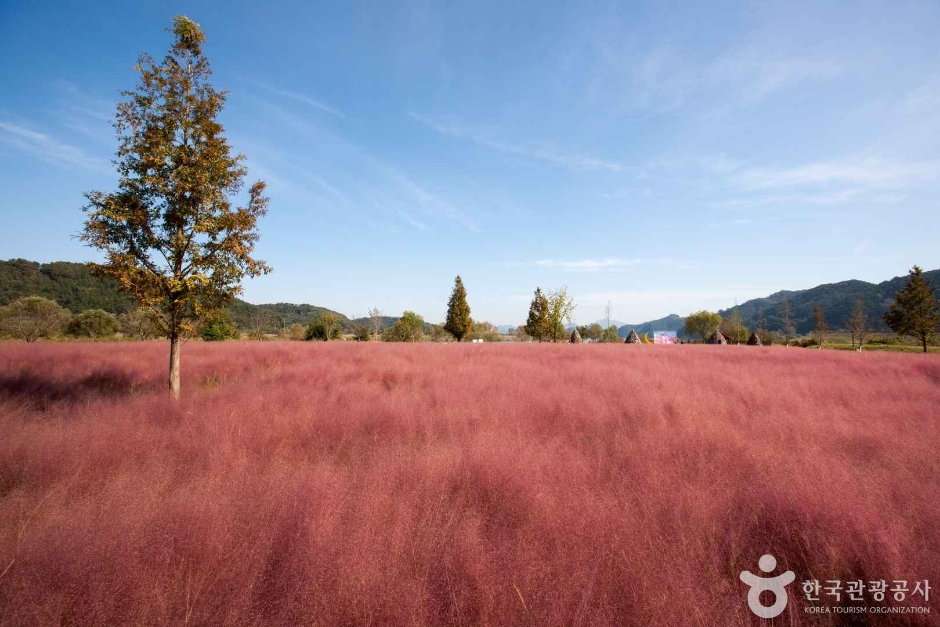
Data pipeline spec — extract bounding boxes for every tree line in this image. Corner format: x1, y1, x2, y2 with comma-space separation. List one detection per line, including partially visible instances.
680, 266, 938, 352
5, 16, 937, 403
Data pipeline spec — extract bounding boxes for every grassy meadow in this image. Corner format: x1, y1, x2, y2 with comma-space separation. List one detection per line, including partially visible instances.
1, 342, 938, 626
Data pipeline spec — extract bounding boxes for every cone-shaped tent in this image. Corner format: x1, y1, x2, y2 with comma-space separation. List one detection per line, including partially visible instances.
707, 331, 728, 345
569, 328, 583, 344
746, 331, 763, 346
624, 329, 641, 344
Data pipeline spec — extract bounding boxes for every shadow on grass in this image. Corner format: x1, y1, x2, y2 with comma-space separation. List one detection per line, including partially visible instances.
0, 369, 145, 410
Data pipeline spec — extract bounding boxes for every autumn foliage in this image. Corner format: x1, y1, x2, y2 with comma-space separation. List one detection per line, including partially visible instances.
1, 342, 938, 626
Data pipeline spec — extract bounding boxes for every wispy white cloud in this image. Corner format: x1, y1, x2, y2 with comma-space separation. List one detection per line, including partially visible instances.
256, 82, 345, 118
386, 169, 480, 232
705, 54, 843, 100
52, 80, 115, 146
731, 157, 940, 191
312, 176, 355, 207
707, 189, 909, 210
55, 80, 113, 120
902, 76, 940, 114
698, 154, 746, 174
583, 33, 844, 115
596, 187, 652, 200
532, 257, 698, 272
407, 111, 622, 172
396, 209, 430, 232
0, 121, 109, 173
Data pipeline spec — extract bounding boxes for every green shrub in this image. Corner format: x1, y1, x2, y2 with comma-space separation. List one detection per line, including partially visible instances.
200, 312, 238, 341
65, 309, 119, 339
305, 315, 342, 341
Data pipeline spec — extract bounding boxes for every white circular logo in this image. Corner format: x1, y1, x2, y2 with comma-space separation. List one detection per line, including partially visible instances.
739, 554, 796, 619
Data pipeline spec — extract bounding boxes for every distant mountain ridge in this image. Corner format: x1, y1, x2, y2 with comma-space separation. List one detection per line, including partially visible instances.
616, 314, 685, 338
0, 259, 397, 333
617, 269, 940, 337
3, 259, 937, 337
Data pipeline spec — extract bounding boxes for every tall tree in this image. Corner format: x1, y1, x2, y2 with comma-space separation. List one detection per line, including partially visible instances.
720, 303, 748, 344
546, 286, 576, 343
80, 16, 271, 399
367, 307, 383, 337
812, 303, 827, 347
525, 288, 549, 342
352, 324, 371, 342
444, 275, 472, 341
383, 311, 424, 342
0, 296, 70, 342
884, 265, 940, 353
585, 322, 604, 341
780, 298, 794, 347
683, 310, 722, 343
756, 307, 772, 345
247, 308, 279, 340
848, 297, 869, 348
602, 325, 620, 343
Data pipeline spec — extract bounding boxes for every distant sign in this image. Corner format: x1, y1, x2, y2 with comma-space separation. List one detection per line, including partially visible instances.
653, 331, 678, 344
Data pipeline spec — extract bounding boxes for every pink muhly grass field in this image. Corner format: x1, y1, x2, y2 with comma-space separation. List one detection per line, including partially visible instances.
1, 342, 938, 626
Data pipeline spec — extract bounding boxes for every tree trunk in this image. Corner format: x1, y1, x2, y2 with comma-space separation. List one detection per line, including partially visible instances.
924, 338, 928, 353
169, 333, 181, 400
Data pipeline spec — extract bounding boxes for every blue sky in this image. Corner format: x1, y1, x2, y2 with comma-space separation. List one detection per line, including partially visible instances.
1, 0, 939, 325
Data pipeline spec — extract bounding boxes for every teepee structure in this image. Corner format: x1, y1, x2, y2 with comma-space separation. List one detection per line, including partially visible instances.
746, 331, 763, 346
624, 329, 641, 344
569, 328, 583, 344
707, 330, 728, 345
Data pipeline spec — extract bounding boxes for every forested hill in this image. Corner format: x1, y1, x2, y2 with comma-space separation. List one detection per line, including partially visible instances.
0, 259, 133, 313
714, 272, 940, 334
0, 259, 396, 333
618, 268, 940, 337
615, 314, 685, 338
4, 259, 937, 336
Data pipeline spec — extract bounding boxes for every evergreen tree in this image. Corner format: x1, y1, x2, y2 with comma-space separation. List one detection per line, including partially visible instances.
884, 265, 940, 353
444, 275, 472, 341
525, 288, 549, 342
80, 16, 271, 398
200, 310, 238, 341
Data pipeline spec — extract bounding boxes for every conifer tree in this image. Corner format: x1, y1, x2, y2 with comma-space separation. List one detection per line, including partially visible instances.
525, 287, 549, 342
885, 265, 940, 353
444, 275, 472, 341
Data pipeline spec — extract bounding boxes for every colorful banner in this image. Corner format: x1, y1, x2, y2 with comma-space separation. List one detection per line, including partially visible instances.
653, 331, 678, 344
